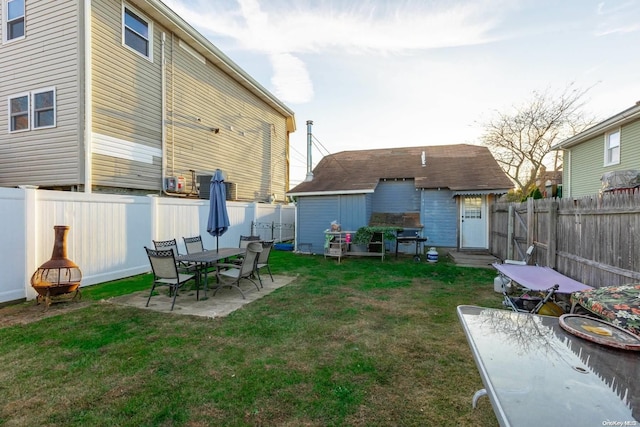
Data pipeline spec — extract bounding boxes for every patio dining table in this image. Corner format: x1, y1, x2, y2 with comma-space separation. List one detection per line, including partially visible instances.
458, 305, 640, 426
176, 248, 245, 298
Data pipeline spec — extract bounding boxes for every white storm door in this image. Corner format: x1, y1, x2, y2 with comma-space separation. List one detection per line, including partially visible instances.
460, 196, 487, 249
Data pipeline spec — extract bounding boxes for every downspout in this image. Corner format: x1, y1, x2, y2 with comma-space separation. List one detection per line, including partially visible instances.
161, 32, 168, 195
269, 125, 274, 202
565, 150, 571, 198
171, 34, 176, 176
160, 32, 187, 197
83, 0, 92, 193
161, 32, 183, 197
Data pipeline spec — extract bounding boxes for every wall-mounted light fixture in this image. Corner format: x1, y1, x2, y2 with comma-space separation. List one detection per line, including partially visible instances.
211, 127, 220, 134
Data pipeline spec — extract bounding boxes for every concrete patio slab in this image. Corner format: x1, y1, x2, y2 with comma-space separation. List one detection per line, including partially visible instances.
106, 274, 296, 318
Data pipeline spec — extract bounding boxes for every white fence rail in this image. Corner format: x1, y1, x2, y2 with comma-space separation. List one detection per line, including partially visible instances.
0, 187, 295, 304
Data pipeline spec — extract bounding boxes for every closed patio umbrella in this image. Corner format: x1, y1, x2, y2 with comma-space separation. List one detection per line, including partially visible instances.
207, 169, 230, 252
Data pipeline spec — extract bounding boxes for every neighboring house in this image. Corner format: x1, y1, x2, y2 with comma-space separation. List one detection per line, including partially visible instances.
552, 101, 640, 198
535, 170, 562, 198
287, 144, 513, 253
0, 0, 295, 202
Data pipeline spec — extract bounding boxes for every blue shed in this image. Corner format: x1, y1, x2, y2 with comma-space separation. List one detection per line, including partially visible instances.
287, 145, 513, 255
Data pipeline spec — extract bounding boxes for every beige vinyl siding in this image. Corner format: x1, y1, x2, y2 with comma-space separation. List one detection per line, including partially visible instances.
0, 0, 81, 188
166, 33, 289, 201
91, 0, 163, 191
566, 119, 640, 198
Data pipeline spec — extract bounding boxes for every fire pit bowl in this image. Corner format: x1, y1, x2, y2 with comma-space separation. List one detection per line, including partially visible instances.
30, 226, 82, 309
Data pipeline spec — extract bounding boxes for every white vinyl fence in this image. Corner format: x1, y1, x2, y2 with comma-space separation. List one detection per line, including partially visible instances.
0, 187, 295, 304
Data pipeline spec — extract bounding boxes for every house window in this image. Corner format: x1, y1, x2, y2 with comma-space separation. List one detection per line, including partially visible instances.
9, 93, 29, 132
123, 5, 152, 60
8, 88, 56, 132
3, 0, 25, 42
605, 129, 620, 166
32, 88, 55, 128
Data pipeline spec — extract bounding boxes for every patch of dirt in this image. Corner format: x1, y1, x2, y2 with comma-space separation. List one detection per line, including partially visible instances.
0, 299, 92, 329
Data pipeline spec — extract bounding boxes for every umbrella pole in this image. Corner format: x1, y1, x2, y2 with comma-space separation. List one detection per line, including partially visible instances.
216, 235, 219, 252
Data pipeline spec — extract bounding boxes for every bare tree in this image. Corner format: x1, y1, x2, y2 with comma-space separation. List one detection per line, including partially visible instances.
480, 83, 597, 194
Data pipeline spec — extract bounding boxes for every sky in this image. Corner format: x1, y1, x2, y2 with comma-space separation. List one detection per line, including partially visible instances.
162, 0, 640, 187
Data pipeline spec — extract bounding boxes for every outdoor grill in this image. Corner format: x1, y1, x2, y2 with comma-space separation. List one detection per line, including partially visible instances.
368, 212, 426, 260
30, 225, 82, 308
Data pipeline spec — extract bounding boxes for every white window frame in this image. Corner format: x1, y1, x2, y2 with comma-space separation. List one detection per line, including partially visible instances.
122, 4, 153, 61
7, 88, 56, 133
8, 91, 30, 133
604, 128, 620, 166
32, 87, 56, 129
2, 0, 25, 43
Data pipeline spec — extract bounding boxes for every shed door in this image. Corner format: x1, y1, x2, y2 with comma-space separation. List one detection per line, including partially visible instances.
460, 196, 487, 249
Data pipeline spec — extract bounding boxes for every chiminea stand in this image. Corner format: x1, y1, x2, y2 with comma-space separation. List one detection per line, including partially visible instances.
34, 284, 82, 309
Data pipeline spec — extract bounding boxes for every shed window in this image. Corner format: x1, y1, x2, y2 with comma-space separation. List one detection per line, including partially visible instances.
604, 129, 620, 166
464, 196, 482, 219
123, 6, 152, 60
3, 0, 25, 42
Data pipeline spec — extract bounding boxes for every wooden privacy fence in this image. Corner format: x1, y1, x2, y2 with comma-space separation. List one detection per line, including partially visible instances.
490, 190, 640, 288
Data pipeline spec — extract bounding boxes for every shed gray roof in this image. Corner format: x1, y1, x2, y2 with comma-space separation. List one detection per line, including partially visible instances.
288, 144, 513, 196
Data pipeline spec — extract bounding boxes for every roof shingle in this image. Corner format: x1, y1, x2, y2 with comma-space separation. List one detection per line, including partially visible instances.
288, 144, 513, 195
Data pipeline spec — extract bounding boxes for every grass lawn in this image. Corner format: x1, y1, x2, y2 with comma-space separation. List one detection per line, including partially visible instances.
0, 251, 502, 426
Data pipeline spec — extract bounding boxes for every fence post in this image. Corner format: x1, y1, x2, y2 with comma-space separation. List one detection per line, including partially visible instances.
148, 194, 159, 244
507, 205, 514, 259
24, 187, 38, 300
547, 201, 558, 268
527, 197, 534, 248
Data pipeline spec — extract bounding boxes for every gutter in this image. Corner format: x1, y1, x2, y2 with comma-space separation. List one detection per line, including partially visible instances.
287, 189, 375, 197
552, 102, 640, 150
451, 189, 511, 196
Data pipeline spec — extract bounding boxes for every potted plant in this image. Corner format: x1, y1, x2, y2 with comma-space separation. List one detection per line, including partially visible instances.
353, 226, 398, 252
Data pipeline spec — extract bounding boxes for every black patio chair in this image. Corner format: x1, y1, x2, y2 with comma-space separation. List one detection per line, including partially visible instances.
256, 240, 274, 286
232, 235, 262, 265
145, 247, 199, 310
239, 235, 261, 248
183, 235, 207, 254
213, 242, 262, 298
154, 238, 198, 273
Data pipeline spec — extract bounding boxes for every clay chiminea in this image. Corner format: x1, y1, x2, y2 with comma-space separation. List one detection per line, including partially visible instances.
31, 225, 82, 307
